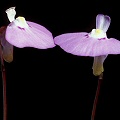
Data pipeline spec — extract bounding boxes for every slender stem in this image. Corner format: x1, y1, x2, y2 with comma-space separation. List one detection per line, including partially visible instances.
0, 44, 7, 120
91, 73, 103, 120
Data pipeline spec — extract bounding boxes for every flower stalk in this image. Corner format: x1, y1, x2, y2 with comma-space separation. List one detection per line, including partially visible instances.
91, 73, 103, 120
0, 43, 7, 120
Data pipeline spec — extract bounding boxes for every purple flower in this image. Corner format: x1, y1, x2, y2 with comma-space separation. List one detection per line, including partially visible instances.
0, 26, 13, 63
5, 7, 56, 49
54, 14, 120, 76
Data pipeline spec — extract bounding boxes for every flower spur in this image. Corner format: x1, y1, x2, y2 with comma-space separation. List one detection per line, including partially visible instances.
0, 26, 13, 63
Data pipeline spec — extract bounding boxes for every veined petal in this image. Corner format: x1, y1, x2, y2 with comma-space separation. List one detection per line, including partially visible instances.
54, 32, 88, 45
5, 7, 16, 22
54, 33, 120, 56
91, 38, 120, 56
5, 21, 55, 49
92, 55, 107, 76
54, 32, 88, 53
96, 14, 111, 32
27, 21, 52, 36
0, 26, 13, 63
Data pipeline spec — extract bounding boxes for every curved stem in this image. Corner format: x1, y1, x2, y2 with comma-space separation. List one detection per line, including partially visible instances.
0, 44, 7, 120
91, 73, 103, 120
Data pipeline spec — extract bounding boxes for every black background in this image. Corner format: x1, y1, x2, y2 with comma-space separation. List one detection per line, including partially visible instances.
0, 0, 120, 120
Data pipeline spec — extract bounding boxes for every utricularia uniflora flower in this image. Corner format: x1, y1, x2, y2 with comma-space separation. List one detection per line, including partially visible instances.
1, 7, 56, 62
54, 14, 120, 76
5, 7, 56, 49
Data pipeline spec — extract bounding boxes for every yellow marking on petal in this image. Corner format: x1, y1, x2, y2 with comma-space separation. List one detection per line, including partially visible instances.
14, 16, 29, 28
95, 29, 102, 34
89, 29, 107, 39
16, 16, 26, 24
17, 16, 25, 21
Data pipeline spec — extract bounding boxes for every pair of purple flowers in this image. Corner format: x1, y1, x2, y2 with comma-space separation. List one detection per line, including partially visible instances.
1, 7, 120, 76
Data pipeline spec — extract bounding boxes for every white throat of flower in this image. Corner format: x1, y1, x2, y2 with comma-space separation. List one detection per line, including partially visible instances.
14, 16, 29, 28
89, 29, 107, 39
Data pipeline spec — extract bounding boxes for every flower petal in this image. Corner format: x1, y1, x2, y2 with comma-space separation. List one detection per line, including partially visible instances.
5, 21, 56, 49
54, 33, 120, 56
96, 14, 111, 32
92, 38, 120, 56
0, 26, 13, 63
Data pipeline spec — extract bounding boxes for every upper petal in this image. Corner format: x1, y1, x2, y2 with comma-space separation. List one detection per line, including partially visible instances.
96, 14, 111, 32
5, 7, 16, 22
